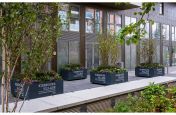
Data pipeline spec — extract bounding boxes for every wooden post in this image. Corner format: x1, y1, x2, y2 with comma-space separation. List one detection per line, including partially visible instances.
79, 5, 86, 67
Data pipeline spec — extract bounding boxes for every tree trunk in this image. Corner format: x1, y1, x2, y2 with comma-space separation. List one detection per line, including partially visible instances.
1, 74, 5, 112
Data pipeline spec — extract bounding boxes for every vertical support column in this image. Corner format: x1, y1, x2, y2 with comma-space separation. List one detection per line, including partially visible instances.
80, 5, 86, 67
121, 14, 126, 67
169, 25, 172, 66
102, 10, 107, 34
160, 23, 163, 65
51, 4, 58, 72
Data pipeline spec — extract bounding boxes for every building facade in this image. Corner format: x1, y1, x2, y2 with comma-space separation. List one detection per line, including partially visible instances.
1, 3, 176, 73
56, 2, 176, 72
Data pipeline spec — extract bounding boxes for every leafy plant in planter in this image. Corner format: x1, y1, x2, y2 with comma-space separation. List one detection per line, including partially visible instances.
60, 64, 87, 81
11, 71, 63, 100
90, 31, 128, 85
135, 39, 165, 77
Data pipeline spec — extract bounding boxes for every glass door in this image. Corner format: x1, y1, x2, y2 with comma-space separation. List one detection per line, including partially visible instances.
86, 42, 99, 69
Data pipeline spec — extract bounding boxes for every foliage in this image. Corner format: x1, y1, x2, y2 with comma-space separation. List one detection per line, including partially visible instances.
112, 83, 176, 112
97, 32, 121, 66
0, 3, 61, 80
90, 65, 126, 74
137, 63, 164, 68
0, 3, 62, 112
116, 3, 155, 45
61, 64, 83, 71
13, 71, 62, 82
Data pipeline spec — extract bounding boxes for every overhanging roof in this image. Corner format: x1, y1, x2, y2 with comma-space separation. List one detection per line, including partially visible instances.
75, 2, 141, 10
92, 2, 141, 10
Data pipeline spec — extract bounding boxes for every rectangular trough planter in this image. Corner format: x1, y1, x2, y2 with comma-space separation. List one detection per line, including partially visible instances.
11, 79, 63, 100
60, 69, 87, 81
90, 72, 128, 85
135, 67, 165, 77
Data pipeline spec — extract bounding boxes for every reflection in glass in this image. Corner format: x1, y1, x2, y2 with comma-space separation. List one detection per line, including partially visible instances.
69, 41, 80, 64
86, 44, 93, 69
70, 6, 79, 18
162, 24, 169, 40
125, 16, 131, 26
58, 9, 68, 31
86, 8, 94, 33
115, 26, 121, 34
94, 44, 99, 67
57, 40, 69, 71
69, 19, 79, 31
115, 15, 121, 25
172, 26, 175, 41
152, 23, 160, 39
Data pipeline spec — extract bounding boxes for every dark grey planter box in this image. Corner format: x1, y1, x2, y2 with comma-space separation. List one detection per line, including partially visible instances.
11, 79, 63, 100
60, 69, 87, 81
135, 67, 165, 77
90, 72, 128, 85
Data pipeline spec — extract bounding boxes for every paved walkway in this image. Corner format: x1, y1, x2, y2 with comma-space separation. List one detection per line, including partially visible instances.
1, 66, 176, 104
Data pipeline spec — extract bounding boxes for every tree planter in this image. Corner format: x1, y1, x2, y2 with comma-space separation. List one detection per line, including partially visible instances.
11, 79, 63, 100
135, 67, 165, 77
60, 69, 87, 81
90, 72, 128, 85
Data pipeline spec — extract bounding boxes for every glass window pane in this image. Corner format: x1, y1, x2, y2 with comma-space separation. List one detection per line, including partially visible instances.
85, 8, 94, 33
115, 26, 121, 34
115, 15, 121, 25
58, 10, 68, 31
70, 6, 79, 18
108, 13, 114, 24
94, 44, 99, 67
172, 26, 175, 33
162, 24, 169, 40
145, 22, 149, 38
131, 18, 136, 23
125, 16, 130, 26
86, 19, 94, 33
95, 23, 100, 33
152, 23, 160, 39
69, 19, 79, 31
57, 40, 69, 71
86, 8, 94, 20
69, 41, 80, 64
175, 27, 176, 41
95, 10, 100, 23
109, 25, 115, 34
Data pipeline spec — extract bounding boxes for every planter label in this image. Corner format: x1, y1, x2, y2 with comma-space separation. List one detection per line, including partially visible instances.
38, 82, 57, 95
94, 74, 106, 83
139, 69, 149, 76
73, 70, 84, 78
14, 82, 25, 97
156, 68, 163, 75
115, 74, 124, 81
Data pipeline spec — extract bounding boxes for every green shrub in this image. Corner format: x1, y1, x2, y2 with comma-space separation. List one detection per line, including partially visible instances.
61, 64, 82, 71
112, 83, 176, 112
13, 71, 62, 82
90, 65, 126, 74
137, 63, 164, 68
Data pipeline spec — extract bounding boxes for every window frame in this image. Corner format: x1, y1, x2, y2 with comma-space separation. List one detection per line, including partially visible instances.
159, 3, 164, 15
85, 7, 103, 33
58, 4, 80, 32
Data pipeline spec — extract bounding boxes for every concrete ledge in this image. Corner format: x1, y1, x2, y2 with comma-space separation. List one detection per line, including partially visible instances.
2, 76, 176, 112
